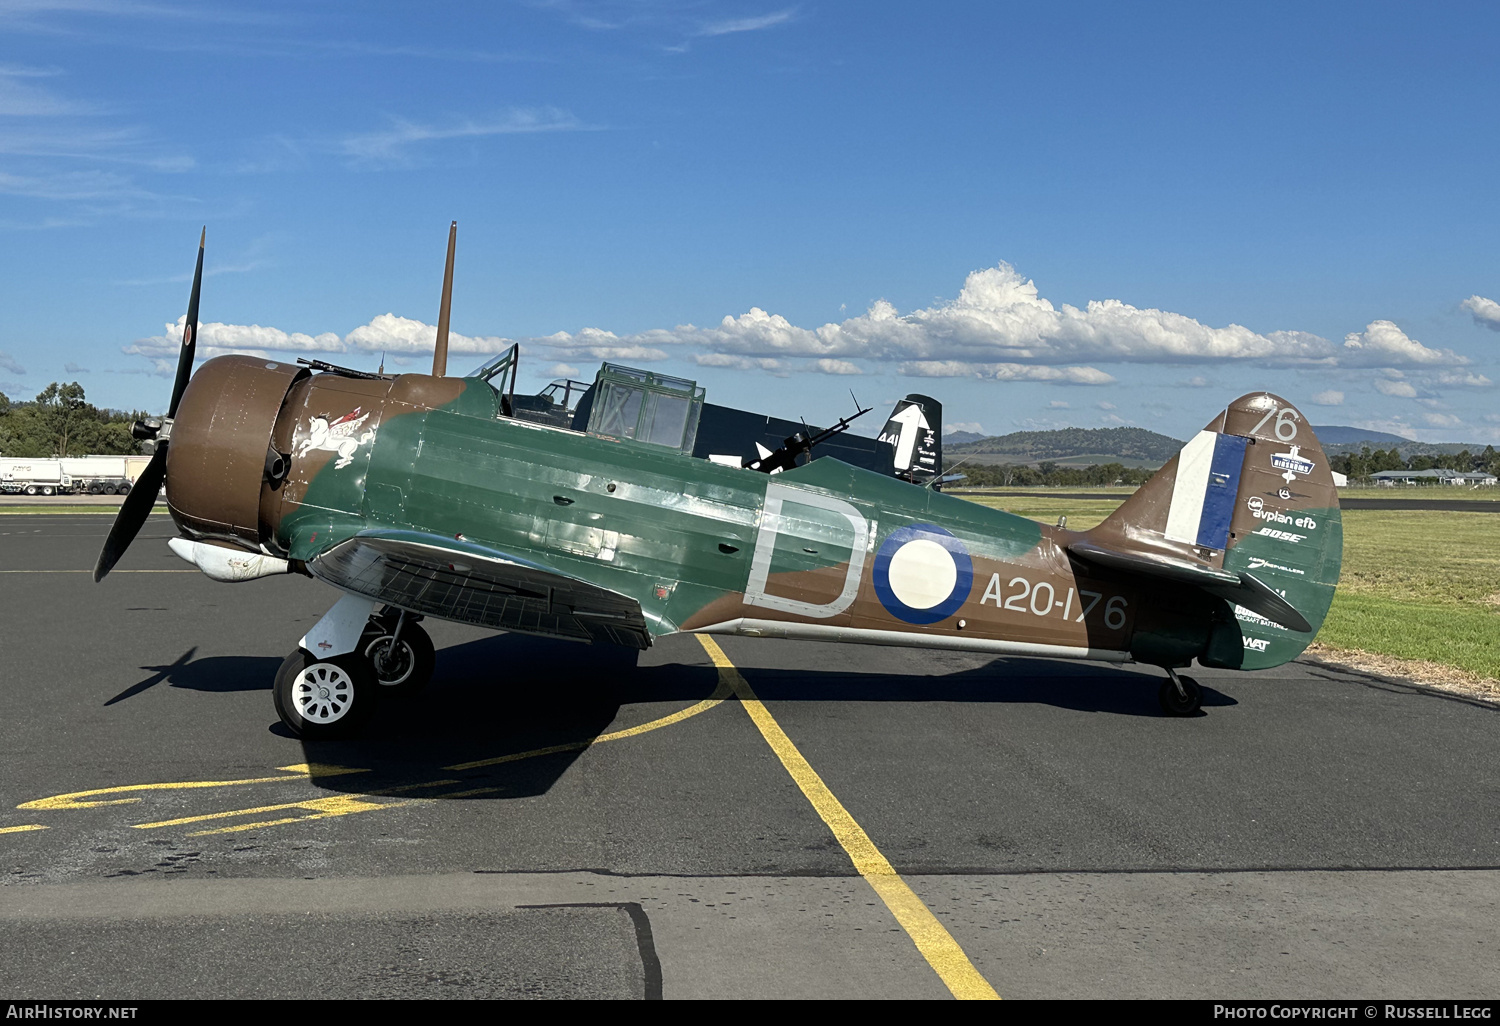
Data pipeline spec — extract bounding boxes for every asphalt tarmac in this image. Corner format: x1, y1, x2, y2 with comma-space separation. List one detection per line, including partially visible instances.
1, 513, 1497, 999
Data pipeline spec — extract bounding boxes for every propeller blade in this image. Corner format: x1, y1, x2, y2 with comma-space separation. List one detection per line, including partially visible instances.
93, 447, 167, 582
167, 227, 206, 418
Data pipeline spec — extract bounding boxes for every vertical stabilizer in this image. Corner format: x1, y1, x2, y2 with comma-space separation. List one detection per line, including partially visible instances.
1084, 392, 1342, 669
878, 394, 942, 486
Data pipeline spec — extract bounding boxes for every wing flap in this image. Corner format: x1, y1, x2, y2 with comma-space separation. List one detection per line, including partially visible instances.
307, 529, 650, 649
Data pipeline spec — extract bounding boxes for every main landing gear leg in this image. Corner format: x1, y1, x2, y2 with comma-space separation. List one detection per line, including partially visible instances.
1157, 667, 1203, 716
361, 607, 435, 696
272, 593, 380, 739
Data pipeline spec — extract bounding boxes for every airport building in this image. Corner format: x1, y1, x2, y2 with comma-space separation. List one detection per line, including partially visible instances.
1369, 468, 1499, 486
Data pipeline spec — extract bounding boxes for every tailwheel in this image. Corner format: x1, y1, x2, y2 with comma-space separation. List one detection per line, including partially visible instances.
273, 649, 377, 739
360, 611, 435, 696
1158, 670, 1203, 717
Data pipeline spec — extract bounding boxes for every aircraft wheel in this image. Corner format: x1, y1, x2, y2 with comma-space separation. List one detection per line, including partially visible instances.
273, 649, 376, 739
361, 622, 435, 695
1158, 674, 1203, 716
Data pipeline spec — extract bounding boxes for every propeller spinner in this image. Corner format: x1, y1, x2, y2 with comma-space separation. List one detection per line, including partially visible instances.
94, 228, 205, 582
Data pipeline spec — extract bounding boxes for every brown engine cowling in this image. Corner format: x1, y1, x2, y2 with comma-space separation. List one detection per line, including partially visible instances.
166, 354, 309, 550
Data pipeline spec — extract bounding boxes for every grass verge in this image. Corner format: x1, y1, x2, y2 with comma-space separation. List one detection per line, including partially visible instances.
1314, 594, 1500, 682
959, 494, 1500, 687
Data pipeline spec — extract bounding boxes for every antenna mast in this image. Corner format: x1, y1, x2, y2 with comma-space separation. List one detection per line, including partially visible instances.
433, 220, 457, 376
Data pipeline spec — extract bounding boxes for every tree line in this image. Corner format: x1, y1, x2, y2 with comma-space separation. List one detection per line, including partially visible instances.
0, 383, 148, 459
1329, 446, 1500, 480
946, 445, 1500, 490
945, 461, 1156, 489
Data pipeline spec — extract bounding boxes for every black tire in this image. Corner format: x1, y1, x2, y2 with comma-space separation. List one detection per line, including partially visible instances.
40, 486, 53, 496
273, 649, 377, 739
116, 482, 131, 495
1158, 675, 1203, 716
361, 621, 435, 695
88, 482, 103, 495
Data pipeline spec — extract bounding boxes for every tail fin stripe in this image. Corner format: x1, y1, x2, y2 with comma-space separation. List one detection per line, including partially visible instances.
1196, 433, 1249, 550
1164, 431, 1218, 545
1164, 430, 1249, 550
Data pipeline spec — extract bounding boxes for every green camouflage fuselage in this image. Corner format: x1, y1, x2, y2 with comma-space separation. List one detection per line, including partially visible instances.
274, 375, 1340, 671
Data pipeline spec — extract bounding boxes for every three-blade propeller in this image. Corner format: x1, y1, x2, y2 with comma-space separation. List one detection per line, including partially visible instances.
94, 228, 205, 582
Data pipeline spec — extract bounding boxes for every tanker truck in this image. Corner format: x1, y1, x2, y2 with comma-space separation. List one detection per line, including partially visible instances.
60, 456, 134, 495
0, 459, 73, 496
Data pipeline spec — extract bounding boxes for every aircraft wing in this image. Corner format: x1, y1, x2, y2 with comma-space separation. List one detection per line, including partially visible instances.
1068, 540, 1312, 634
304, 528, 651, 649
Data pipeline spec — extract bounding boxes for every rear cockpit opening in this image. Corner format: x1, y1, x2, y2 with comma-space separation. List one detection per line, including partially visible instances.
473, 344, 705, 454
470, 342, 904, 479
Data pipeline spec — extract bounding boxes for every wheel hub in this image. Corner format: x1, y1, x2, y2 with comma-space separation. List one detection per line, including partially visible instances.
292, 662, 354, 723
365, 637, 414, 687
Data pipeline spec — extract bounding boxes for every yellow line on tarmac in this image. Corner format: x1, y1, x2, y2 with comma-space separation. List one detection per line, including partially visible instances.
695, 635, 1000, 1001
0, 824, 48, 834
445, 672, 735, 771
136, 794, 395, 834
19, 763, 366, 811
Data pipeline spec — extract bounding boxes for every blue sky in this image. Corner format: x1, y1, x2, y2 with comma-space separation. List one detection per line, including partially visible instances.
2, 1, 1497, 443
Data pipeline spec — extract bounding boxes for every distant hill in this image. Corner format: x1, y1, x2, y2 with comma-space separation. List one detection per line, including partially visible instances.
1320, 439, 1494, 458
947, 426, 1183, 468
941, 423, 1493, 469
1308, 425, 1494, 458
1312, 425, 1413, 445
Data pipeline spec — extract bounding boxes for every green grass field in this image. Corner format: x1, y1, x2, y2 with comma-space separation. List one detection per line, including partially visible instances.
1338, 487, 1500, 501
964, 493, 1500, 680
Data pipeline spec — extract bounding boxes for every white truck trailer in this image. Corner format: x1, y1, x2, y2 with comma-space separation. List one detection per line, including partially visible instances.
0, 459, 73, 496
60, 456, 134, 495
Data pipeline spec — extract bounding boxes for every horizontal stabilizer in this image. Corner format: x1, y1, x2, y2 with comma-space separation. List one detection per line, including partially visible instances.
1069, 540, 1313, 633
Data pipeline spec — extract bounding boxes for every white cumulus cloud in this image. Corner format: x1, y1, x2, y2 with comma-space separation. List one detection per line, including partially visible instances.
119, 262, 1486, 394
344, 313, 508, 356
1461, 295, 1500, 331
1340, 320, 1465, 367
1310, 389, 1344, 406
897, 361, 1115, 384
124, 316, 344, 374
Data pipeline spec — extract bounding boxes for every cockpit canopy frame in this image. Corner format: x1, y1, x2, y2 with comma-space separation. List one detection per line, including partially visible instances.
583, 363, 705, 456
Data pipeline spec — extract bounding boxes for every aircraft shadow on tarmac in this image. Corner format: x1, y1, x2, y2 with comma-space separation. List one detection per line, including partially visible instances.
269, 633, 1235, 799
104, 633, 1235, 797
105, 647, 283, 705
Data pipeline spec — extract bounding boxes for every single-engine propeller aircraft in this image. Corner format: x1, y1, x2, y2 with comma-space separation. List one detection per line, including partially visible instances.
97, 226, 1342, 738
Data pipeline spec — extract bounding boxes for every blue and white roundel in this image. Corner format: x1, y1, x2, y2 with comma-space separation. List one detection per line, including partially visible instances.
873, 524, 974, 625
